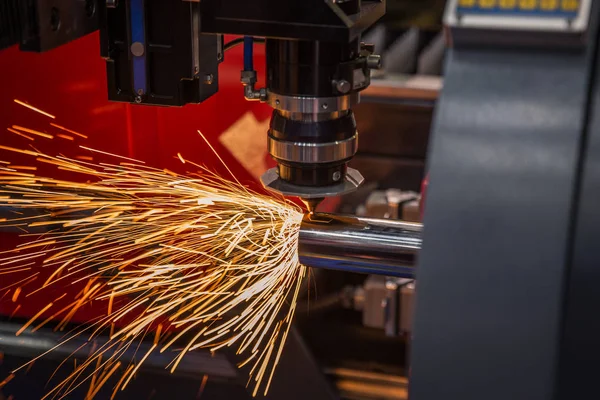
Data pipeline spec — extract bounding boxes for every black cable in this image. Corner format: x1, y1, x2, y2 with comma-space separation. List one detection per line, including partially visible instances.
224, 37, 265, 52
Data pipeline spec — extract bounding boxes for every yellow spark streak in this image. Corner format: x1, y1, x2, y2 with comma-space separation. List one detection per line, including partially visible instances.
16, 303, 53, 336
79, 146, 144, 163
12, 125, 54, 139
50, 123, 88, 139
197, 130, 245, 190
0, 136, 305, 400
14, 99, 56, 119
0, 144, 39, 156
7, 127, 34, 141
177, 153, 185, 164
88, 361, 121, 399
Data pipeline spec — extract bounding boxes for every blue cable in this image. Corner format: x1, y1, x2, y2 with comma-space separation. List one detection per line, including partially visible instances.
243, 36, 253, 71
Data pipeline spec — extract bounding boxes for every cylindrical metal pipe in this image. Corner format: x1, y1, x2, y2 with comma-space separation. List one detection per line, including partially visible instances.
298, 213, 422, 277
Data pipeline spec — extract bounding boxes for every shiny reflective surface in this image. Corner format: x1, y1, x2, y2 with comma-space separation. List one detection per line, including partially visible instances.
267, 91, 360, 113
298, 213, 422, 277
261, 167, 364, 198
268, 134, 357, 164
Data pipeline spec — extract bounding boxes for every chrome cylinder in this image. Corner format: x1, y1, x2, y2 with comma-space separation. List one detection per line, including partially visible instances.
298, 213, 422, 277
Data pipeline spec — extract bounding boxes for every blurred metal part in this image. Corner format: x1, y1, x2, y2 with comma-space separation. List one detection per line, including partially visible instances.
298, 213, 421, 277
0, 322, 237, 379
362, 75, 442, 102
360, 276, 414, 336
18, 0, 99, 52
417, 31, 445, 75
325, 367, 408, 400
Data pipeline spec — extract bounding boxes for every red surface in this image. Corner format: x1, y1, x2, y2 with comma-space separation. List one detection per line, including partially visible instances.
0, 32, 273, 323
0, 32, 340, 325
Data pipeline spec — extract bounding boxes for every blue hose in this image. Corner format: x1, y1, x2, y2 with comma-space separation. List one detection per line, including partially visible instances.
243, 36, 253, 71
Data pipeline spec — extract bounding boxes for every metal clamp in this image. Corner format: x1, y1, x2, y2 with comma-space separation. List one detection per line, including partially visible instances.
268, 135, 358, 164
267, 91, 360, 114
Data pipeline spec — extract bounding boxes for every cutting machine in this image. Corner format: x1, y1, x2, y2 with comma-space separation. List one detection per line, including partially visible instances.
4, 1, 600, 400
1, 0, 386, 212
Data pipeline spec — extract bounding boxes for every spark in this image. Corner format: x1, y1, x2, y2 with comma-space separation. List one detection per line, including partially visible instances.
50, 123, 88, 139
7, 127, 35, 141
15, 303, 54, 336
0, 373, 15, 388
79, 146, 144, 163
14, 99, 56, 119
0, 133, 305, 399
56, 133, 74, 141
11, 125, 54, 139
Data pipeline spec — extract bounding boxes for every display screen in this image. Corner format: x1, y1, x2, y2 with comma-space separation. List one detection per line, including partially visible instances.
456, 0, 580, 18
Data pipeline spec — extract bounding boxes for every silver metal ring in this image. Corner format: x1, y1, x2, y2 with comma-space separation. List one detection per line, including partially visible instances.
268, 134, 358, 164
267, 91, 360, 114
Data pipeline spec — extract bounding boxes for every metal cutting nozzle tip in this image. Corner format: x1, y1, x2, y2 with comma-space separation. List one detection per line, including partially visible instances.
301, 198, 324, 214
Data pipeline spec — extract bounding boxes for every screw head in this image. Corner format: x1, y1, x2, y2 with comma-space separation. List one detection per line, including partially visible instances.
332, 171, 341, 181
131, 42, 145, 57
134, 96, 142, 104
275, 99, 280, 106
204, 74, 214, 85
137, 88, 144, 95
322, 103, 329, 110
335, 80, 351, 94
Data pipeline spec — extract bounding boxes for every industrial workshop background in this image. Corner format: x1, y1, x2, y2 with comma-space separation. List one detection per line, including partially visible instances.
2, 1, 600, 400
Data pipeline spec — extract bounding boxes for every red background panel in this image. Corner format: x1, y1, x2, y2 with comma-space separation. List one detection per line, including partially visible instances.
0, 32, 271, 323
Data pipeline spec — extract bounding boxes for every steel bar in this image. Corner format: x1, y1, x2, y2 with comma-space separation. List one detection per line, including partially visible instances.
298, 213, 422, 277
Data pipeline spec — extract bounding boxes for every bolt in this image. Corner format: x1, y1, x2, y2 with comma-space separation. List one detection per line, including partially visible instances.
137, 88, 144, 95
134, 96, 142, 104
335, 80, 351, 94
332, 171, 341, 181
130, 42, 144, 57
204, 74, 214, 84
322, 103, 328, 110
367, 54, 382, 69
275, 99, 280, 106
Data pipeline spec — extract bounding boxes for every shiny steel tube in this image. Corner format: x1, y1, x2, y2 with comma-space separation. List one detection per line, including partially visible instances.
298, 213, 422, 277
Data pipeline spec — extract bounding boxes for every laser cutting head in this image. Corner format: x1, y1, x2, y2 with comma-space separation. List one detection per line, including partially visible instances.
259, 38, 379, 206
260, 93, 365, 200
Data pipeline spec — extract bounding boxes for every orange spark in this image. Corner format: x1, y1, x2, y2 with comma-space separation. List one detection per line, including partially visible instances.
57, 133, 75, 141
79, 146, 144, 163
11, 125, 54, 139
14, 99, 56, 119
11, 287, 21, 302
16, 303, 53, 336
0, 373, 15, 388
7, 127, 34, 141
50, 123, 88, 139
